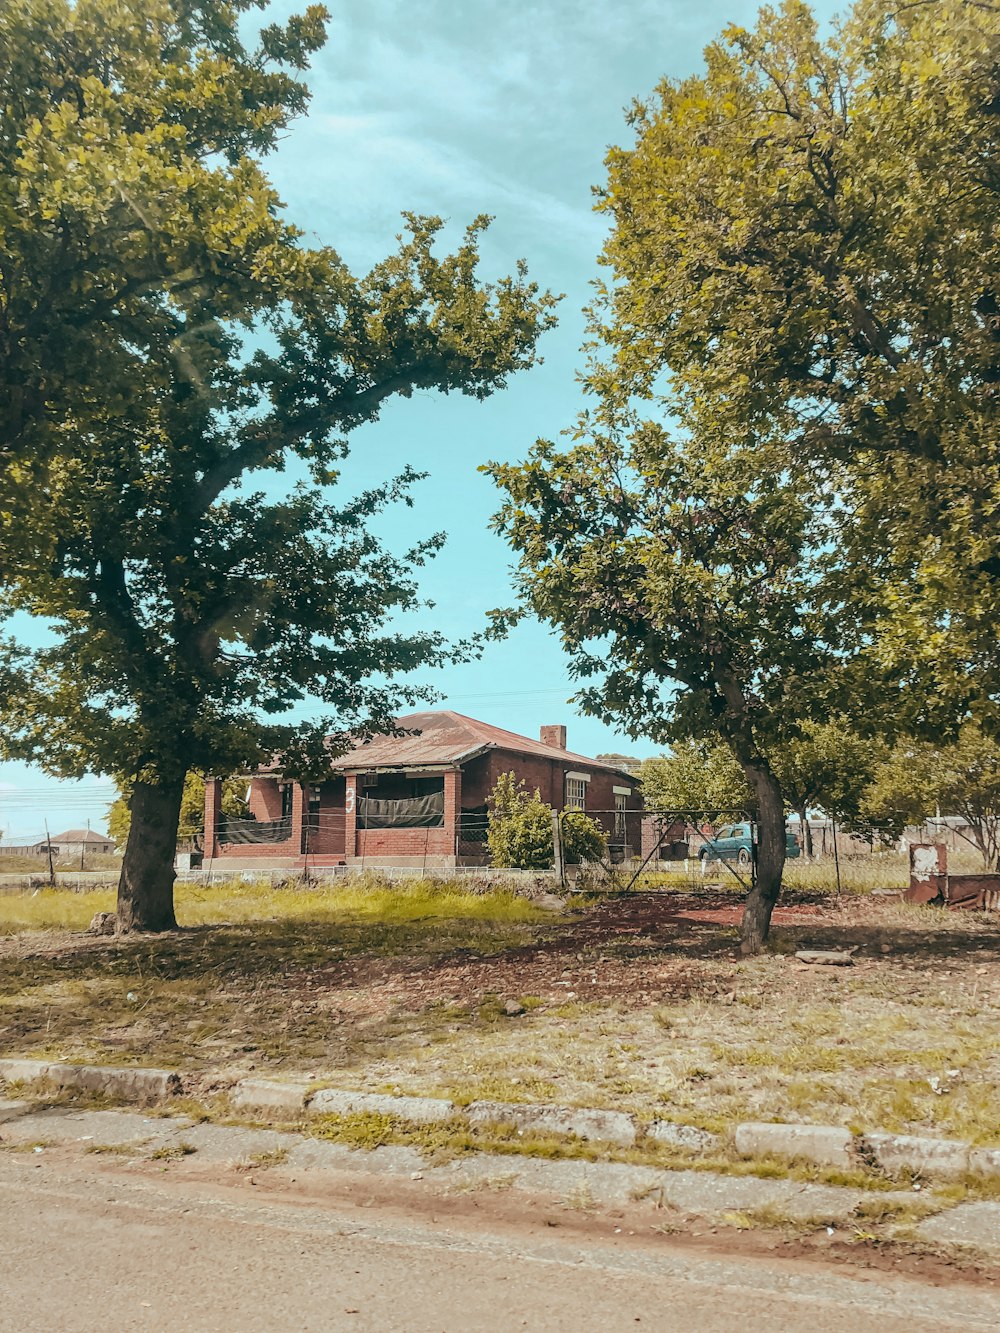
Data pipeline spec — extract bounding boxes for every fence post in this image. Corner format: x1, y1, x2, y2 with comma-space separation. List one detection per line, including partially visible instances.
832, 819, 843, 897
552, 811, 566, 888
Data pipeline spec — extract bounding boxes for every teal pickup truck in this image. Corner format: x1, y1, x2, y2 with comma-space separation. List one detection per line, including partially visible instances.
698, 821, 801, 867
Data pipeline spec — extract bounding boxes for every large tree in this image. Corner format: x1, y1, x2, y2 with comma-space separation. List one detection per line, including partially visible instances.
490, 0, 998, 951
0, 0, 556, 931
491, 417, 833, 951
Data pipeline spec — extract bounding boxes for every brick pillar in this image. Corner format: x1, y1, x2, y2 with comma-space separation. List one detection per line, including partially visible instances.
444, 768, 462, 858
290, 782, 306, 856
344, 774, 358, 859
204, 778, 222, 860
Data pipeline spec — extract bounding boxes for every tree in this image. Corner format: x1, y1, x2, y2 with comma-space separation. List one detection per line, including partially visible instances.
0, 1, 557, 932
594, 752, 644, 776
490, 402, 833, 951
595, 0, 1000, 732
770, 722, 888, 854
108, 773, 248, 849
862, 725, 1000, 868
638, 742, 750, 814
639, 725, 886, 855
489, 0, 998, 951
486, 772, 606, 869
0, 0, 328, 476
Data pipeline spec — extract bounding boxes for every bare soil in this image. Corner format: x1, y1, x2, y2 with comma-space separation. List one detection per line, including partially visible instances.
3, 888, 999, 1145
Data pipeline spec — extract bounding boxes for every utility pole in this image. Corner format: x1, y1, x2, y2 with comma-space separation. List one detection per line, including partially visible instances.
43, 819, 56, 887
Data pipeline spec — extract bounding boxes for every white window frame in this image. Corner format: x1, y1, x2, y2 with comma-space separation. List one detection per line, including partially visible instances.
565, 771, 589, 810
613, 790, 629, 836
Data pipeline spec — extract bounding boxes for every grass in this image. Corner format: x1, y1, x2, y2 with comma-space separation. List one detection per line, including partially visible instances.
150, 1141, 196, 1161
0, 874, 545, 935
641, 848, 987, 897
2, 877, 999, 1154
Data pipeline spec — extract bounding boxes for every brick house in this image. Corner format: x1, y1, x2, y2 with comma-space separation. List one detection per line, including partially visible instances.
201, 710, 643, 872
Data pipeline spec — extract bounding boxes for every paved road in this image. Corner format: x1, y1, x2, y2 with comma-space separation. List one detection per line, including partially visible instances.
1, 1155, 997, 1332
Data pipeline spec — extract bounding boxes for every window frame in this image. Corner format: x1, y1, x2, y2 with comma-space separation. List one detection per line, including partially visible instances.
564, 774, 588, 811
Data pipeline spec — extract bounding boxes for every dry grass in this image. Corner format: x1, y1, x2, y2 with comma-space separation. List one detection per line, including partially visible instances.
640, 849, 985, 896
2, 880, 999, 1152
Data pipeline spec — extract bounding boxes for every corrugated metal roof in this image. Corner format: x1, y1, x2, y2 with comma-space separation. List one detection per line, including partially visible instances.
323, 711, 638, 778
49, 829, 114, 844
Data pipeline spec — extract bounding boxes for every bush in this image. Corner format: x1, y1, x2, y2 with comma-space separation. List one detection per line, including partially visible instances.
486, 773, 607, 869
487, 773, 554, 869
561, 810, 607, 864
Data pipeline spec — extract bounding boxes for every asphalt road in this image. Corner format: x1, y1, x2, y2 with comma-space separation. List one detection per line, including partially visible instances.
2, 1155, 998, 1332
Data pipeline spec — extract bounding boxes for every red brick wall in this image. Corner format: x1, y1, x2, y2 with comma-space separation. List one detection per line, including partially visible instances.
476, 749, 641, 826
356, 828, 454, 857
212, 751, 642, 865
204, 779, 221, 859
305, 779, 347, 857
248, 778, 284, 821
214, 776, 301, 859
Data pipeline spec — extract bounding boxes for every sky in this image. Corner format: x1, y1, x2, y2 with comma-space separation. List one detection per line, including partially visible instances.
0, 0, 840, 839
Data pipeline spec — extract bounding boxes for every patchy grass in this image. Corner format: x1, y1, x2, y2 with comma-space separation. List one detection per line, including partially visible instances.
2, 882, 999, 1152
640, 850, 984, 897
238, 1147, 290, 1171
149, 1141, 196, 1161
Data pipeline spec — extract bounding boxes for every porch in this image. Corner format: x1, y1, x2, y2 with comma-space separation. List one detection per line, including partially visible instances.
201, 766, 470, 871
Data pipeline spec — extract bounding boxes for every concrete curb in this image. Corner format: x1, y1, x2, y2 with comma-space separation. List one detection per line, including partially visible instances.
0, 1058, 180, 1106
2, 1060, 997, 1181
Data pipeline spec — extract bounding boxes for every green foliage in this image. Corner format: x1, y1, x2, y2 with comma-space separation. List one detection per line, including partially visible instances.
488, 0, 999, 947
862, 724, 1000, 867
560, 809, 607, 865
0, 0, 557, 924
486, 772, 554, 870
485, 772, 607, 869
107, 773, 248, 848
639, 743, 750, 813
771, 722, 888, 837
591, 0, 1000, 732
0, 0, 331, 472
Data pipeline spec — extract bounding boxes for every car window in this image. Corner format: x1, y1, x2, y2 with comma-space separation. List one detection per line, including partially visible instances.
715, 826, 732, 840
736, 823, 749, 838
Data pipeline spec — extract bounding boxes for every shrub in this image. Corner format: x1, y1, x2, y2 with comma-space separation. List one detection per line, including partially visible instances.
561, 810, 607, 864
486, 773, 607, 868
487, 773, 554, 869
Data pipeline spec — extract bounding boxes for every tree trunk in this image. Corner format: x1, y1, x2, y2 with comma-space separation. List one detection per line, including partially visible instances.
116, 772, 185, 932
739, 758, 787, 955
798, 805, 813, 859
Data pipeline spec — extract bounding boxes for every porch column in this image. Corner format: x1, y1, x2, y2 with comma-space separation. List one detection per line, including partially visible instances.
203, 778, 222, 860
344, 774, 358, 858
444, 767, 462, 856
290, 782, 306, 855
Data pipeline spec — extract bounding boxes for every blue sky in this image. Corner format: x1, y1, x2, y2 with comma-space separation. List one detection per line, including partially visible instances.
1, 0, 839, 837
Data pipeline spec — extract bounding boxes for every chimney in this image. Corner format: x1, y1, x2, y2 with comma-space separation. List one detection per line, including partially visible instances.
540, 724, 567, 750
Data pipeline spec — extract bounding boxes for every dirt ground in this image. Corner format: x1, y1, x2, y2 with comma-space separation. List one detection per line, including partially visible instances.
3, 886, 999, 1144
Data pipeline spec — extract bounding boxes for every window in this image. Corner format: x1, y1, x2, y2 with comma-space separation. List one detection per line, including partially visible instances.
280, 784, 293, 820
565, 776, 587, 810
614, 792, 627, 837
